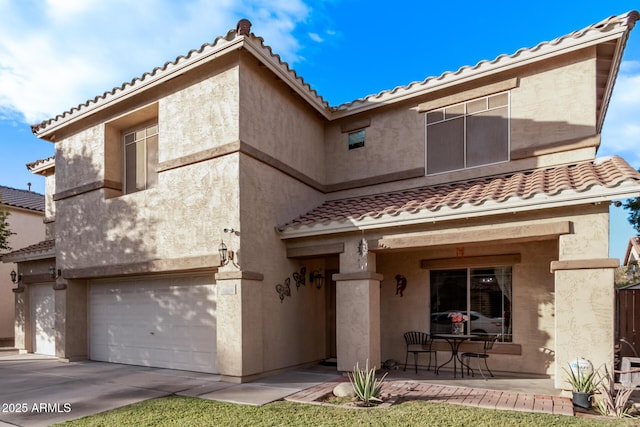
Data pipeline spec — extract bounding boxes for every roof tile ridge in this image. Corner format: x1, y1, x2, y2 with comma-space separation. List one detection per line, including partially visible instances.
32, 29, 239, 134
247, 34, 330, 109
0, 185, 45, 197
334, 11, 636, 112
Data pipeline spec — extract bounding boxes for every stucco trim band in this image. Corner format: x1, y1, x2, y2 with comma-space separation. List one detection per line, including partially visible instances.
376, 221, 571, 250
286, 242, 344, 259
511, 135, 600, 160
325, 168, 425, 193
21, 274, 53, 285
550, 258, 619, 272
158, 139, 424, 194
332, 271, 384, 281
214, 270, 264, 281
421, 254, 522, 270
54, 179, 122, 201
63, 255, 220, 279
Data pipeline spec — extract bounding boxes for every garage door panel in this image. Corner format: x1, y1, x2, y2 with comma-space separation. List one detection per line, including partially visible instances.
89, 275, 217, 373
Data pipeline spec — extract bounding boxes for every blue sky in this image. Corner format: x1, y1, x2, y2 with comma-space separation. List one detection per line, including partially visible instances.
0, 0, 638, 260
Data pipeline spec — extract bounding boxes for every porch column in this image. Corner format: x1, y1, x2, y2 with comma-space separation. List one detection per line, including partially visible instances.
332, 269, 383, 372
215, 270, 264, 383
551, 259, 617, 389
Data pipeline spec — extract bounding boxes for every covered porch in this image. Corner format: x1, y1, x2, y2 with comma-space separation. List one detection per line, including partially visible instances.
278, 158, 640, 390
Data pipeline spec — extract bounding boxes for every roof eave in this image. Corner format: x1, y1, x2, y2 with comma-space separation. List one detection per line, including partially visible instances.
331, 13, 637, 119
278, 182, 640, 240
33, 36, 248, 139
1, 246, 55, 263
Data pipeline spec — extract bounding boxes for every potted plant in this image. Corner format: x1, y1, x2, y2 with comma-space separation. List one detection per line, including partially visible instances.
564, 358, 600, 409
448, 312, 468, 334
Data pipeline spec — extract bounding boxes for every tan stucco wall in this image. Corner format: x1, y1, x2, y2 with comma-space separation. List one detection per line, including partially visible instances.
511, 49, 596, 151
1, 207, 45, 339
230, 155, 327, 376
239, 54, 325, 184
324, 105, 425, 186
323, 48, 597, 190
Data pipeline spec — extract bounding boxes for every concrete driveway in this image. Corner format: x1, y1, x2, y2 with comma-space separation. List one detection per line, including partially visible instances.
0, 354, 340, 427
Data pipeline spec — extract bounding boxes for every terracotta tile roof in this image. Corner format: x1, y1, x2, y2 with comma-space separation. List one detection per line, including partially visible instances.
1, 239, 55, 262
279, 156, 640, 235
0, 186, 45, 212
31, 22, 330, 136
31, 11, 638, 136
26, 156, 55, 175
334, 11, 639, 114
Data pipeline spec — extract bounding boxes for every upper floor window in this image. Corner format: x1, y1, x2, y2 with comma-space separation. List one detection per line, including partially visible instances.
348, 129, 366, 150
124, 123, 158, 194
425, 92, 509, 175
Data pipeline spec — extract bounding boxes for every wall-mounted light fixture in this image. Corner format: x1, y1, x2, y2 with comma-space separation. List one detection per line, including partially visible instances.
309, 270, 324, 289
10, 270, 22, 284
218, 241, 235, 266
49, 265, 61, 280
218, 228, 237, 266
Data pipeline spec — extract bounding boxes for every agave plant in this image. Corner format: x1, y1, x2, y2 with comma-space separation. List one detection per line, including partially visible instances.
596, 365, 635, 418
563, 362, 600, 393
348, 359, 388, 406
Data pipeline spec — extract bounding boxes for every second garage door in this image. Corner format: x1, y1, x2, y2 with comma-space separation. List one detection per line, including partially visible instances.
89, 274, 217, 373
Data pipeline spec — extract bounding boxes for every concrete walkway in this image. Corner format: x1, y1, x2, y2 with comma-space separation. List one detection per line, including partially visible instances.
0, 355, 340, 426
0, 354, 574, 426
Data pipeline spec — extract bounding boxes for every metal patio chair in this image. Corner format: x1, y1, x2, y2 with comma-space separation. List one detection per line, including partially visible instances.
403, 331, 437, 373
461, 334, 500, 379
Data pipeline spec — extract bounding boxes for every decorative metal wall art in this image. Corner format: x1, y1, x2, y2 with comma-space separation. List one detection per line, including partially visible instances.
275, 278, 291, 302
395, 274, 407, 297
293, 267, 306, 289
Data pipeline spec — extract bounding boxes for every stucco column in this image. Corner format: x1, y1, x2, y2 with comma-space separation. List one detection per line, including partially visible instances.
332, 271, 383, 372
56, 278, 88, 362
215, 270, 264, 383
551, 260, 617, 389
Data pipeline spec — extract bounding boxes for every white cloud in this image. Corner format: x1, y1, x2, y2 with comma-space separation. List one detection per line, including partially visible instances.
600, 61, 640, 170
0, 0, 312, 124
309, 33, 324, 43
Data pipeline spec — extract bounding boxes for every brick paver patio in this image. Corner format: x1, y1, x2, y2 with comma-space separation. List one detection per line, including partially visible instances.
285, 378, 574, 416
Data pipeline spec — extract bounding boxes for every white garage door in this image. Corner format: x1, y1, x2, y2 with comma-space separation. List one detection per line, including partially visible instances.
89, 274, 217, 373
31, 284, 56, 356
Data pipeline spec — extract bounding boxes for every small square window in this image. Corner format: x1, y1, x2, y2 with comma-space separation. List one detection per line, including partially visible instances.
348, 129, 365, 150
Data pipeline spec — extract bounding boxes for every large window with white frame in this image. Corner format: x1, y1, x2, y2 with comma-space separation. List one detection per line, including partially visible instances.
430, 266, 512, 342
425, 92, 509, 175
123, 123, 158, 194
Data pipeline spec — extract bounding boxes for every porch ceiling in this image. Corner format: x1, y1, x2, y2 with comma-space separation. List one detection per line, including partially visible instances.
278, 156, 640, 239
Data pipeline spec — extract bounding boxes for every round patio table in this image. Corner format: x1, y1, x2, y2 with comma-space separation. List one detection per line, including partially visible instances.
432, 334, 474, 378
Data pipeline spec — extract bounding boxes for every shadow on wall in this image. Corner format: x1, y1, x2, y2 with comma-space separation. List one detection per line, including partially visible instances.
54, 145, 218, 371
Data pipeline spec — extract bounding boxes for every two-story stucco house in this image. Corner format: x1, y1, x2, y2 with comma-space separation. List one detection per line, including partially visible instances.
9, 12, 640, 389
0, 184, 46, 348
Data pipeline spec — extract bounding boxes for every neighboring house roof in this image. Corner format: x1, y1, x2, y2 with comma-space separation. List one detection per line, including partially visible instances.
624, 236, 640, 265
279, 156, 640, 238
1, 239, 55, 263
31, 11, 638, 139
618, 282, 640, 290
0, 186, 45, 212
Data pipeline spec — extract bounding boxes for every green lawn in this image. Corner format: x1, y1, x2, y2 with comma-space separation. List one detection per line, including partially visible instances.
55, 396, 638, 427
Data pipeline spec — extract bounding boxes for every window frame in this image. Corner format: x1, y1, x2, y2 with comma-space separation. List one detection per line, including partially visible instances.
429, 265, 513, 342
122, 121, 159, 195
348, 129, 366, 150
424, 91, 511, 175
